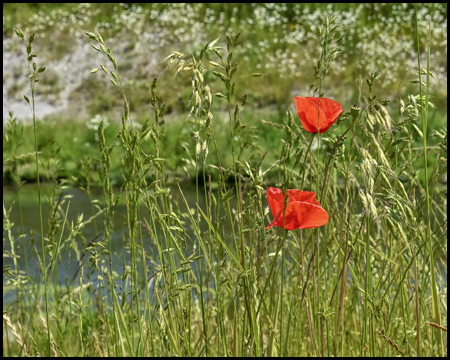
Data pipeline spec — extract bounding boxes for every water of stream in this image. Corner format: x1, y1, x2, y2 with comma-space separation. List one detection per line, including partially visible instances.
3, 183, 234, 302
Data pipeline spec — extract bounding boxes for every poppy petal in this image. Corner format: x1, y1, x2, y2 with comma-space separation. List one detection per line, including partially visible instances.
294, 96, 326, 134
294, 96, 343, 134
266, 187, 329, 230
286, 201, 329, 229
266, 211, 282, 229
306, 97, 343, 133
268, 201, 329, 230
266, 187, 285, 220
286, 189, 317, 204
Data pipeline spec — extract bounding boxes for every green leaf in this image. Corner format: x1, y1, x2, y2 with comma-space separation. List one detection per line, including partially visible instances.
23, 95, 30, 105
239, 94, 248, 107
207, 37, 220, 50
97, 33, 105, 45
212, 71, 226, 82
213, 49, 223, 60
85, 31, 98, 40
90, 43, 101, 52
179, 284, 193, 291
28, 33, 35, 45
226, 293, 239, 321
390, 138, 407, 147
14, 28, 25, 41
411, 124, 423, 138
227, 52, 233, 64
226, 35, 232, 51
196, 204, 243, 272
209, 61, 224, 68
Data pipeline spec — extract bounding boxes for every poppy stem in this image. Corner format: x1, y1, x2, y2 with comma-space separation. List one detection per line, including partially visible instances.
300, 134, 316, 190
319, 111, 361, 204
316, 86, 323, 359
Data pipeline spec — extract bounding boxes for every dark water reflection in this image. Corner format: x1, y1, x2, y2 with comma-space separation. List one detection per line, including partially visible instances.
3, 183, 242, 303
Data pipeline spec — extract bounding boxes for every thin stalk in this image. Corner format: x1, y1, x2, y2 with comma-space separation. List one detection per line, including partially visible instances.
99, 279, 111, 357
414, 6, 440, 354
300, 134, 316, 190
414, 248, 421, 356
78, 267, 85, 356
283, 296, 293, 356
139, 209, 155, 357
195, 120, 209, 358
363, 217, 374, 356
333, 139, 355, 356
336, 206, 351, 355
224, 40, 254, 348
28, 54, 51, 358
316, 99, 324, 357
238, 167, 257, 354
306, 296, 317, 356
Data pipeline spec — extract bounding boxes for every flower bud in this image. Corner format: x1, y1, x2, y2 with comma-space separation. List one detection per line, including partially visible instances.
351, 104, 361, 119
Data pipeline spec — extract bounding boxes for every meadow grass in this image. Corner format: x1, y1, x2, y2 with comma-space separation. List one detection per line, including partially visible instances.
3, 8, 447, 357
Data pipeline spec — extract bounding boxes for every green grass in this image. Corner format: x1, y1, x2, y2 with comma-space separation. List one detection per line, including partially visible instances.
3, 104, 445, 188
3, 7, 447, 358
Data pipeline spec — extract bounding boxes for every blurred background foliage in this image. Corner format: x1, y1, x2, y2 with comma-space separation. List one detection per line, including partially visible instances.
3, 3, 447, 185
3, 3, 447, 114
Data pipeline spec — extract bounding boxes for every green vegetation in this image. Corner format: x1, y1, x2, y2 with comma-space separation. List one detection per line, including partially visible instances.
3, 107, 290, 186
3, 4, 447, 358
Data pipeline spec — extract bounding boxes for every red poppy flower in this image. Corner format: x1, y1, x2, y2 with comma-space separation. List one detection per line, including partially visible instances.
266, 187, 329, 230
294, 96, 343, 134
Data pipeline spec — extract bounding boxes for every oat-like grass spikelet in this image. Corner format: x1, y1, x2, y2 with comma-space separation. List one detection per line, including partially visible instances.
3, 314, 29, 356
368, 133, 390, 170
358, 148, 377, 179
376, 328, 405, 356
425, 321, 447, 332
40, 315, 58, 357
92, 335, 105, 356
